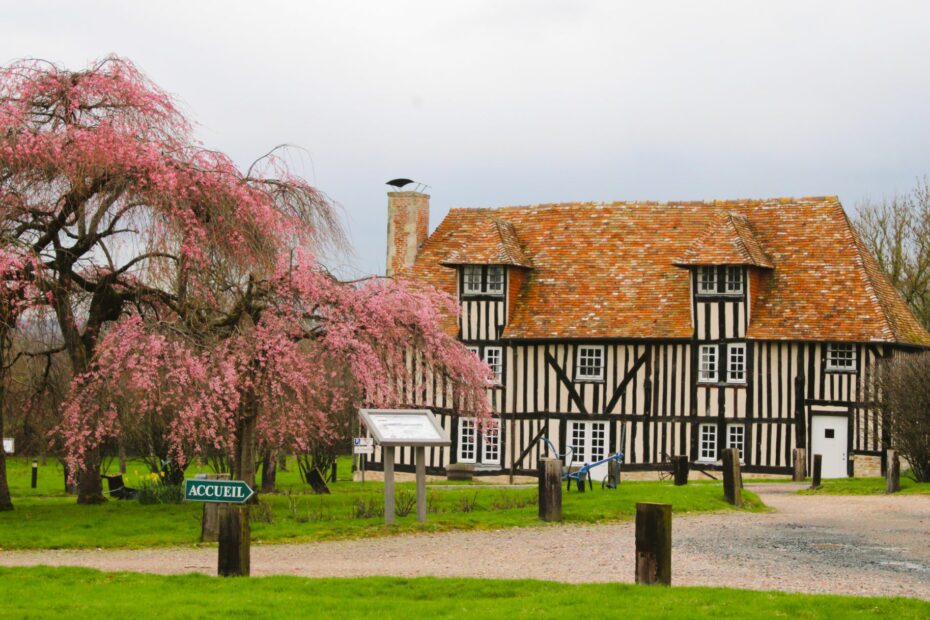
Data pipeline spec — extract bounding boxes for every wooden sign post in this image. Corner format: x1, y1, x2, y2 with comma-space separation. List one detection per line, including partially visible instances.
811, 454, 823, 489
183, 477, 255, 577
792, 448, 806, 482
360, 409, 451, 525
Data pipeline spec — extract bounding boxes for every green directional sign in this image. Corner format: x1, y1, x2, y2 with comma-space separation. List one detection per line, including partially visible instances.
184, 478, 254, 504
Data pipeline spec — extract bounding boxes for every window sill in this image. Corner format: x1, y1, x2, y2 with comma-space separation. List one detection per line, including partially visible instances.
574, 378, 605, 384
825, 368, 857, 374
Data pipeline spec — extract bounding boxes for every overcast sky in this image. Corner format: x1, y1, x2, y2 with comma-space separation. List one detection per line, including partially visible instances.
3, 1, 930, 275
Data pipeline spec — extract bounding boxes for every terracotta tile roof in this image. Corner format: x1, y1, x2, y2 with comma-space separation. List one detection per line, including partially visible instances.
675, 211, 773, 268
440, 219, 533, 268
403, 196, 930, 345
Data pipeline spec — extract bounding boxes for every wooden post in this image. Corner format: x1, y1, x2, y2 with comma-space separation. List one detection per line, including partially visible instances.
721, 448, 742, 507
383, 445, 395, 525
811, 453, 822, 489
608, 459, 621, 488
415, 446, 426, 522
792, 448, 806, 482
538, 458, 562, 522
201, 473, 230, 543
886, 448, 900, 494
30, 460, 37, 489
217, 504, 250, 577
672, 455, 689, 486
635, 502, 672, 585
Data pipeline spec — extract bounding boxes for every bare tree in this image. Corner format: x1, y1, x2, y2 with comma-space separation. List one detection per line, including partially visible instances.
872, 353, 930, 482
854, 178, 930, 328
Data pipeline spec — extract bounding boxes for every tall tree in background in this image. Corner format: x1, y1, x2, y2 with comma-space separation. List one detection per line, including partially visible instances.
854, 178, 930, 329
0, 56, 342, 503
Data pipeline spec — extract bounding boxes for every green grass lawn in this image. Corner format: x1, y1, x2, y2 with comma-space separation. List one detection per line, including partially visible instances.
798, 475, 930, 495
0, 567, 927, 619
0, 456, 763, 550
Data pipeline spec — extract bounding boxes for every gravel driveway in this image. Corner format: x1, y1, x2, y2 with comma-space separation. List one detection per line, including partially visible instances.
3, 483, 929, 599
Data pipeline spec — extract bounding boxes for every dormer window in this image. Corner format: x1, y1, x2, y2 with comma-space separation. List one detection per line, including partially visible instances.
462, 265, 505, 296
696, 266, 744, 296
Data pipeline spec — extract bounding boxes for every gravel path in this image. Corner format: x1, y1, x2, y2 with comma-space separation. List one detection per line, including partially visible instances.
3, 483, 929, 599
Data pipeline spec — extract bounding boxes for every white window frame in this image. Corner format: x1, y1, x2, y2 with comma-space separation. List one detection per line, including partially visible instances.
575, 345, 605, 382
826, 343, 856, 372
727, 343, 746, 384
724, 266, 744, 295
486, 266, 504, 295
457, 417, 500, 465
481, 425, 500, 465
457, 417, 477, 464
484, 346, 503, 385
568, 421, 608, 465
698, 423, 717, 462
726, 423, 746, 464
698, 344, 718, 383
697, 267, 717, 294
463, 266, 483, 295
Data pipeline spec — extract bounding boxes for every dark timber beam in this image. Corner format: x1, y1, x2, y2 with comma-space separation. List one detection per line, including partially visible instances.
544, 351, 587, 414
605, 349, 649, 414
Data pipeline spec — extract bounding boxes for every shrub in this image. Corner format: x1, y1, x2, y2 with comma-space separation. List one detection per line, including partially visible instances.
134, 472, 183, 505
455, 492, 479, 513
352, 496, 383, 519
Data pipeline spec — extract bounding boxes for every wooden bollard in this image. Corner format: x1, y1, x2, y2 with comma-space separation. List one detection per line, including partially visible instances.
538, 458, 562, 522
886, 449, 901, 494
672, 456, 689, 486
635, 503, 672, 585
792, 448, 806, 482
811, 454, 822, 489
217, 504, 251, 577
721, 448, 742, 507
201, 473, 231, 542
31, 460, 38, 489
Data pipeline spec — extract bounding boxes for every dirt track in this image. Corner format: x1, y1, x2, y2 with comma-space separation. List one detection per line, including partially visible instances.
2, 484, 929, 599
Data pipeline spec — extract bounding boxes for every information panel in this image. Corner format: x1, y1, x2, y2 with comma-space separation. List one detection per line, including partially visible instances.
359, 409, 451, 447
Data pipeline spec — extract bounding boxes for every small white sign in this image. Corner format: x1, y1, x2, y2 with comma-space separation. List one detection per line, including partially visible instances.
353, 437, 371, 448
2, 438, 13, 455
353, 445, 374, 455
369, 414, 442, 442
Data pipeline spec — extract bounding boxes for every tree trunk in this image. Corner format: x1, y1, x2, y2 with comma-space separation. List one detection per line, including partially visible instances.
77, 447, 106, 504
260, 450, 276, 493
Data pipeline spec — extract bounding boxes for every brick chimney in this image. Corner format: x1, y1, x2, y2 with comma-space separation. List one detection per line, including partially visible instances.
386, 191, 429, 277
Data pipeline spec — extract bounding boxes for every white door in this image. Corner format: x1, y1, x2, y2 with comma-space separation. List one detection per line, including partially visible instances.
568, 421, 609, 481
811, 415, 848, 478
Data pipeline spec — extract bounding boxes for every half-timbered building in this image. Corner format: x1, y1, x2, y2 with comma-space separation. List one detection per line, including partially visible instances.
373, 191, 930, 480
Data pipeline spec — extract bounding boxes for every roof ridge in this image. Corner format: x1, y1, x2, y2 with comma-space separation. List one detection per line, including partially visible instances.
448, 196, 839, 213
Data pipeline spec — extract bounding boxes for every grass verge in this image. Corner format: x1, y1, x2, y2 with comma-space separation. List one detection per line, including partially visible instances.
0, 567, 927, 619
1, 457, 764, 550
797, 476, 930, 496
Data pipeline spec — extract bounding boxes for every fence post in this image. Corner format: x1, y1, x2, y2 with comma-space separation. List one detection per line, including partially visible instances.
886, 449, 900, 494
31, 460, 38, 489
635, 503, 672, 585
721, 448, 742, 507
672, 456, 689, 486
811, 454, 822, 489
792, 448, 806, 482
538, 458, 562, 522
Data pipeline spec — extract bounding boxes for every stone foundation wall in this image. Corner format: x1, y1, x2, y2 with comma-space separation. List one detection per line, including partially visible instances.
854, 454, 882, 478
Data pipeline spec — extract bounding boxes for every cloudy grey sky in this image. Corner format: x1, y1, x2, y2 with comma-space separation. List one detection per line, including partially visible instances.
3, 1, 930, 275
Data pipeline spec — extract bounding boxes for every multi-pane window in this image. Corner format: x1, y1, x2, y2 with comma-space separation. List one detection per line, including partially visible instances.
458, 417, 500, 465
482, 425, 500, 464
461, 265, 505, 296
725, 266, 744, 295
458, 417, 477, 463
467, 346, 504, 385
698, 423, 717, 461
727, 343, 746, 383
697, 267, 717, 294
486, 266, 504, 294
569, 421, 608, 464
698, 344, 718, 383
484, 346, 503, 384
727, 424, 745, 463
575, 345, 605, 381
826, 343, 856, 371
463, 266, 483, 294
